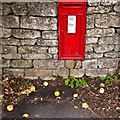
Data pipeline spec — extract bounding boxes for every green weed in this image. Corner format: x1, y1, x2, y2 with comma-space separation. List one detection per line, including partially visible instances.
64, 76, 88, 88
100, 76, 119, 84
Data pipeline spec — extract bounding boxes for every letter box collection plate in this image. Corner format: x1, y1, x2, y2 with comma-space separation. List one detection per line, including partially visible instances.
68, 15, 76, 33
58, 1, 86, 60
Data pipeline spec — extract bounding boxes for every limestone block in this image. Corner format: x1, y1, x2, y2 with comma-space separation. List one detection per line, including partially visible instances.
20, 16, 57, 30
18, 46, 47, 54
28, 2, 57, 16
33, 60, 64, 69
98, 58, 119, 68
94, 44, 114, 53
13, 29, 40, 39
87, 28, 115, 37
2, 54, 21, 59
10, 60, 32, 68
42, 31, 58, 39
11, 3, 28, 15
70, 69, 85, 78
82, 59, 98, 69
22, 53, 52, 59
95, 14, 120, 28
86, 69, 107, 77
53, 69, 69, 78
2, 46, 17, 54
3, 15, 19, 28
65, 60, 75, 69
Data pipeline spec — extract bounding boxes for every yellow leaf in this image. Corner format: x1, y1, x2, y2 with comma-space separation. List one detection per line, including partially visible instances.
74, 106, 78, 109
82, 103, 89, 109
7, 104, 14, 112
22, 113, 29, 118
73, 93, 78, 98
30, 86, 36, 92
99, 88, 105, 94
43, 81, 49, 86
54, 90, 60, 97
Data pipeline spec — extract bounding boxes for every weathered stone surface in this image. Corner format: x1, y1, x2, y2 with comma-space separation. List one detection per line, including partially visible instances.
98, 35, 119, 45
3, 29, 12, 38
53, 54, 58, 59
2, 54, 21, 59
22, 53, 52, 59
0, 28, 3, 38
48, 47, 58, 54
65, 60, 75, 69
13, 29, 40, 39
33, 60, 64, 69
18, 46, 47, 53
75, 61, 82, 69
20, 39, 37, 45
88, 0, 101, 6
20, 16, 57, 30
2, 37, 20, 45
2, 46, 17, 54
3, 68, 24, 76
101, 0, 118, 6
98, 58, 119, 68
0, 16, 2, 27
117, 29, 120, 34
107, 69, 116, 76
70, 69, 85, 78
82, 59, 97, 69
87, 28, 115, 37
114, 3, 120, 13
86, 38, 98, 44
37, 39, 58, 47
0, 45, 2, 54
85, 52, 103, 59
53, 69, 69, 78
2, 3, 12, 15
25, 69, 53, 78
85, 44, 93, 52
95, 14, 120, 28
10, 60, 32, 68
42, 31, 58, 39
28, 2, 57, 16
94, 44, 114, 53
87, 6, 111, 14
86, 69, 107, 77
114, 45, 119, 51
87, 15, 94, 28
104, 52, 118, 58
2, 59, 10, 67
3, 15, 19, 28
11, 3, 28, 15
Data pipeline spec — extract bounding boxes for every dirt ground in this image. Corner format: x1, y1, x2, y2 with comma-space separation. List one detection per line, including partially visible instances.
2, 74, 120, 119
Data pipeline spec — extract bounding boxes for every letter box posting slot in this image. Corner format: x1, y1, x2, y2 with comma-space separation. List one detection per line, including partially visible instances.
58, 1, 86, 60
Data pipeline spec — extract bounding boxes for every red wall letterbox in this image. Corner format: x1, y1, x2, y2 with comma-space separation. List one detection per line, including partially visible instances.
58, 0, 86, 60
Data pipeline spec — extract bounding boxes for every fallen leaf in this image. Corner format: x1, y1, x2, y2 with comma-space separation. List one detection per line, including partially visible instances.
99, 88, 105, 94
73, 93, 78, 98
82, 103, 89, 109
43, 81, 49, 87
74, 106, 78, 109
22, 113, 29, 118
30, 85, 36, 92
54, 90, 60, 97
7, 104, 14, 112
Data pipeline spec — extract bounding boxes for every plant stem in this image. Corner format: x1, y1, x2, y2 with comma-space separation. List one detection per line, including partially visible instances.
88, 107, 100, 118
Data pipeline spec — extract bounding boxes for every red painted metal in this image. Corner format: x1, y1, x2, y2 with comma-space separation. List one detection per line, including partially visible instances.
58, 0, 86, 60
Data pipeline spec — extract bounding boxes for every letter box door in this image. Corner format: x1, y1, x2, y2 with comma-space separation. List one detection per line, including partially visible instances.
58, 1, 86, 60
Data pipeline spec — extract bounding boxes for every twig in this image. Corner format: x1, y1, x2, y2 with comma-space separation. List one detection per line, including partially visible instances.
88, 107, 100, 118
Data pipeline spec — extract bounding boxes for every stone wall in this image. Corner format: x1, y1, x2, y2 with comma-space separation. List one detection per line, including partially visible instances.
1, 1, 120, 80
